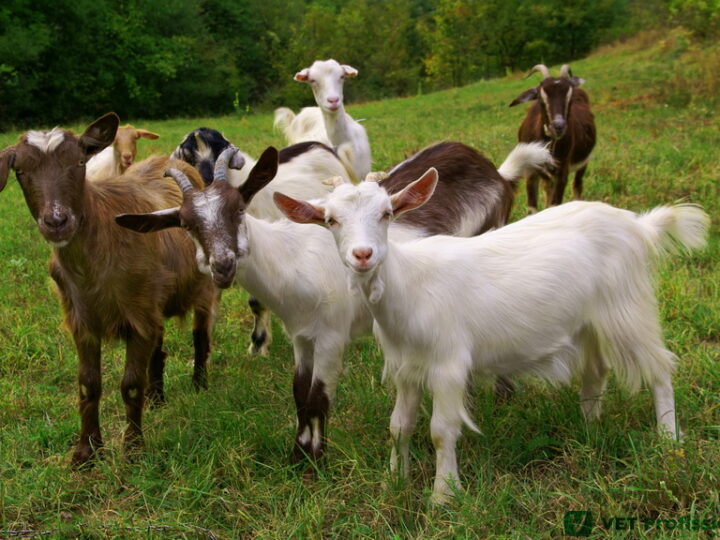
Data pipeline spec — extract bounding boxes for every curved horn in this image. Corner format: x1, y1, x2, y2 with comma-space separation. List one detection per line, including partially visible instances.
214, 145, 239, 183
560, 64, 572, 78
164, 168, 194, 193
525, 64, 551, 80
322, 176, 346, 188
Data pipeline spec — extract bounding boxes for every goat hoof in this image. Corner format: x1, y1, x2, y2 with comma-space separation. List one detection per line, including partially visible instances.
145, 389, 166, 408
192, 374, 208, 391
494, 376, 516, 405
71, 442, 101, 468
248, 332, 269, 357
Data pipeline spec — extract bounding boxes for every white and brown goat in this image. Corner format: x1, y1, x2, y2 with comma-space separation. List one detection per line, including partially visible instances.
510, 64, 596, 213
0, 113, 217, 466
116, 141, 552, 469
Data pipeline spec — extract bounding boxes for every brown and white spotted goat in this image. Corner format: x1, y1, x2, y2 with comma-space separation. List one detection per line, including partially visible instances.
116, 141, 552, 469
0, 113, 218, 466
510, 64, 596, 213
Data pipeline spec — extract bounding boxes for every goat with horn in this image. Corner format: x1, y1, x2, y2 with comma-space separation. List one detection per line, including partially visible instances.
510, 63, 596, 213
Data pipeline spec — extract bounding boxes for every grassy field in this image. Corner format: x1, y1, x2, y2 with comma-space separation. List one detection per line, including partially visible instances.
1, 31, 718, 538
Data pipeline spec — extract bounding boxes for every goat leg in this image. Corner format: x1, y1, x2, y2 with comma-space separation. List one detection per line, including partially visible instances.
247, 296, 271, 357
122, 329, 155, 457
71, 336, 103, 467
573, 165, 588, 200
192, 307, 213, 390
146, 329, 166, 406
550, 165, 570, 206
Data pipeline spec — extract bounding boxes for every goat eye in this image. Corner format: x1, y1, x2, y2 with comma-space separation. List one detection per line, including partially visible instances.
326, 217, 337, 226
381, 211, 392, 220
78, 160, 85, 167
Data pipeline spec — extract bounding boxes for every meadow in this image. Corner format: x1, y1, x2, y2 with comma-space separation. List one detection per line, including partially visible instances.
0, 31, 718, 538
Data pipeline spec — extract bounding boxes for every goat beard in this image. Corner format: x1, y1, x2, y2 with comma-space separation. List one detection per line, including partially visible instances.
347, 271, 384, 304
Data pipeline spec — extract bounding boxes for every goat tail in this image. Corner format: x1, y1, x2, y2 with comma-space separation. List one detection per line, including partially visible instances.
497, 142, 554, 183
336, 142, 360, 183
273, 107, 296, 136
637, 204, 709, 258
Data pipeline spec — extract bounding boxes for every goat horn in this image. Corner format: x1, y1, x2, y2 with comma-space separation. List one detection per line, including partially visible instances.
164, 168, 194, 193
526, 64, 551, 80
214, 145, 239, 183
560, 64, 572, 78
322, 176, 345, 188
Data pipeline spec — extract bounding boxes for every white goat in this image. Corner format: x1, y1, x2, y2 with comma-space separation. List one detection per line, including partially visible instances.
278, 169, 709, 504
117, 142, 551, 470
86, 123, 159, 181
274, 59, 371, 182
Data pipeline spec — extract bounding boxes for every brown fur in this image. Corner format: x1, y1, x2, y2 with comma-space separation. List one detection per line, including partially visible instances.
512, 74, 597, 211
380, 141, 514, 234
0, 114, 217, 466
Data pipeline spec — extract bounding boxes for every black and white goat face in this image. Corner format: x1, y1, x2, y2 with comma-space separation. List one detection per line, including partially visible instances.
116, 147, 278, 288
274, 168, 439, 276
171, 128, 242, 186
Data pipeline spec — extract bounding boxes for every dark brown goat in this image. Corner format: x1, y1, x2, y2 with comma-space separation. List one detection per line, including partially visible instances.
0, 113, 218, 466
380, 141, 516, 235
510, 64, 596, 213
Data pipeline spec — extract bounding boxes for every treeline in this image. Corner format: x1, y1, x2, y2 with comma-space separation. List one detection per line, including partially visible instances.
0, 0, 715, 128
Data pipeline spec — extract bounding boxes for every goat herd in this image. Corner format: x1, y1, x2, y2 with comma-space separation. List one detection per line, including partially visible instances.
0, 59, 709, 504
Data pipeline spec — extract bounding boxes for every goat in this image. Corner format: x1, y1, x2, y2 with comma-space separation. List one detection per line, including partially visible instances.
0, 113, 218, 466
510, 64, 596, 213
171, 128, 356, 357
86, 123, 160, 181
274, 59, 371, 182
117, 141, 552, 470
277, 170, 708, 504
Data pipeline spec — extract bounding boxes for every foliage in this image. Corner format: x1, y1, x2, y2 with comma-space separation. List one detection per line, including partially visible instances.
2, 0, 696, 129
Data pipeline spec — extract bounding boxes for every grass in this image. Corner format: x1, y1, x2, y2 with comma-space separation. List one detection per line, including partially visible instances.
1, 30, 718, 538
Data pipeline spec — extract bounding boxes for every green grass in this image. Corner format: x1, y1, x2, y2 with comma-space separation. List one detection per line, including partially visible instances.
1, 31, 718, 538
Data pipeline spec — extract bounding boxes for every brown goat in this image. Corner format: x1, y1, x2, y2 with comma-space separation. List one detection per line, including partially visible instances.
0, 113, 217, 466
510, 64, 596, 213
86, 123, 160, 182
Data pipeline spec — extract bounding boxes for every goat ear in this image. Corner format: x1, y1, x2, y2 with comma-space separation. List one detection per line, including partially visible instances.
239, 146, 278, 203
79, 112, 119, 157
341, 64, 358, 78
294, 68, 310, 82
569, 77, 585, 87
115, 207, 181, 233
509, 88, 538, 107
273, 192, 325, 225
390, 167, 438, 216
0, 146, 16, 193
136, 129, 160, 140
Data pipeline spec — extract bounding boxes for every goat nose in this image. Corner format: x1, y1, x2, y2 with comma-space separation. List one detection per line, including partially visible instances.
352, 247, 373, 263
327, 97, 339, 105
552, 118, 566, 131
44, 212, 68, 229
122, 153, 132, 162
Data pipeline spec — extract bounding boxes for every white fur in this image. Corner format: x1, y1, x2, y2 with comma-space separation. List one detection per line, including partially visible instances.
317, 180, 709, 503
274, 59, 371, 182
85, 146, 118, 182
235, 146, 354, 222
26, 128, 65, 154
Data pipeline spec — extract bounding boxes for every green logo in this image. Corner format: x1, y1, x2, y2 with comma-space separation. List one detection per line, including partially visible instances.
564, 511, 594, 537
